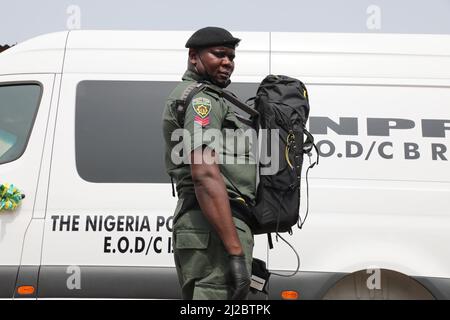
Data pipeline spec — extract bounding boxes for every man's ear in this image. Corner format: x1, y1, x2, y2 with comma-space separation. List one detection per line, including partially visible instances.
188, 48, 198, 66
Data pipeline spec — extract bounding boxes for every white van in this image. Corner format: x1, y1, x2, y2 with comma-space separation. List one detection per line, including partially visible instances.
0, 30, 449, 299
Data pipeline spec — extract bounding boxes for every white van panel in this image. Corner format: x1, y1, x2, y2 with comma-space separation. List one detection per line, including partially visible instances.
268, 32, 450, 280
306, 84, 450, 182
271, 32, 450, 56
64, 31, 270, 77
20, 219, 45, 266
271, 33, 450, 80
0, 74, 55, 266
0, 32, 67, 75
32, 74, 62, 220
271, 209, 450, 278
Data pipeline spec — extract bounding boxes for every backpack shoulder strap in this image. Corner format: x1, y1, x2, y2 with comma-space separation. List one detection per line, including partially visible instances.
221, 90, 259, 118
174, 81, 259, 129
221, 90, 260, 129
173, 82, 207, 127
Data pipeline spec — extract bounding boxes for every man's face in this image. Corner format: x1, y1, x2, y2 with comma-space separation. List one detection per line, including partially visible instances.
191, 46, 235, 87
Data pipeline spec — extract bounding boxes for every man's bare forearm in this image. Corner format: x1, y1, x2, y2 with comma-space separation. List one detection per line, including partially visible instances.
191, 148, 243, 256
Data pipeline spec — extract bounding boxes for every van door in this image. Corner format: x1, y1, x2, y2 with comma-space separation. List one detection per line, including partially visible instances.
0, 74, 55, 298
40, 76, 187, 299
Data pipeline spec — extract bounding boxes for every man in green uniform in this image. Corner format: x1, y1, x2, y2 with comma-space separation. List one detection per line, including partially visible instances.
162, 27, 256, 300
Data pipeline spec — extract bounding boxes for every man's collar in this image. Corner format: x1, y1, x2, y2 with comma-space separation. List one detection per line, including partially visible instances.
181, 70, 231, 88
182, 70, 204, 82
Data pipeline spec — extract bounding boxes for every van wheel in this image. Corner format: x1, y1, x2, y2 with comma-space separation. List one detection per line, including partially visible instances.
322, 269, 434, 300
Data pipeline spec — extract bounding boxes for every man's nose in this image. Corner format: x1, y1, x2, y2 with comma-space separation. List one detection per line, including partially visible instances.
222, 56, 233, 67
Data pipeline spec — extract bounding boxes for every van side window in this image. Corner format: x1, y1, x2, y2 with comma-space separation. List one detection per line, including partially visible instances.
0, 83, 42, 164
75, 80, 258, 183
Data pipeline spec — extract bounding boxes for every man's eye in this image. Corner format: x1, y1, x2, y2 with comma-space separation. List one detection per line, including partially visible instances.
212, 51, 235, 61
213, 51, 226, 58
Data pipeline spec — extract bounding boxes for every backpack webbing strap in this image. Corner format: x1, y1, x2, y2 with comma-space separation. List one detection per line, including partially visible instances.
174, 82, 259, 129
303, 128, 319, 166
174, 82, 207, 127
170, 82, 207, 197
221, 90, 259, 130
234, 113, 255, 127
221, 90, 259, 117
303, 129, 314, 153
267, 233, 274, 250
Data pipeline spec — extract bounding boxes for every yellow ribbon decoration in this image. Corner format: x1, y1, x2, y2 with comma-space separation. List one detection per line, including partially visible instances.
0, 183, 24, 211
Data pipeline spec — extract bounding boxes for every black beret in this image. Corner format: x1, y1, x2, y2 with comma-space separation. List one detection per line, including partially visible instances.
185, 26, 241, 49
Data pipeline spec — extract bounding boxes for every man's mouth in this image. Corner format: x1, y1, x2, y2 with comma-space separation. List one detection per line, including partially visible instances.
218, 72, 231, 79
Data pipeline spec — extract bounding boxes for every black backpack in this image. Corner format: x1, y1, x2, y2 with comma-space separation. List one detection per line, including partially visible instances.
251, 75, 318, 236
172, 75, 318, 237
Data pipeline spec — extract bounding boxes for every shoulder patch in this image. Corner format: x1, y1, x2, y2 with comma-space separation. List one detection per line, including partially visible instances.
192, 97, 211, 118
192, 97, 212, 127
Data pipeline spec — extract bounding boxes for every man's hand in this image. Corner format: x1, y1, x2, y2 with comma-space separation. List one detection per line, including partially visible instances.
229, 254, 251, 300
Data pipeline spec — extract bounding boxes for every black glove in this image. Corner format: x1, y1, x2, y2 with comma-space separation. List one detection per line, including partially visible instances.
229, 254, 251, 300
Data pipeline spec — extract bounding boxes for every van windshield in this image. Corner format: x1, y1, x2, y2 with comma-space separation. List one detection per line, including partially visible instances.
0, 84, 41, 164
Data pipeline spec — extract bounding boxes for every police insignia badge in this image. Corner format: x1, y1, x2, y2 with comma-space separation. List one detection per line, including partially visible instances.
192, 97, 211, 126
